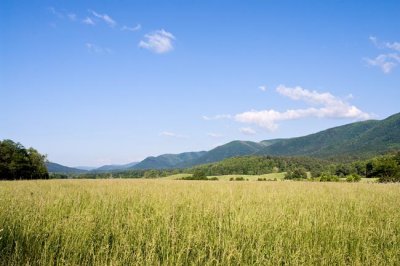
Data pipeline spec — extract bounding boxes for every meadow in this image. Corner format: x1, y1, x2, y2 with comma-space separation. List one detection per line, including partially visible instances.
0, 179, 399, 265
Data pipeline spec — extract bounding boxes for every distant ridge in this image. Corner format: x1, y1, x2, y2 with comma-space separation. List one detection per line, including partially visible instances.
133, 151, 207, 169
257, 112, 400, 160
49, 112, 400, 172
94, 162, 139, 172
46, 162, 87, 174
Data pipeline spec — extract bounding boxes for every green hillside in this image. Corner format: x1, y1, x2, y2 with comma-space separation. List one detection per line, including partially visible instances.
133, 151, 207, 169
46, 162, 87, 174
182, 141, 267, 167
258, 113, 400, 160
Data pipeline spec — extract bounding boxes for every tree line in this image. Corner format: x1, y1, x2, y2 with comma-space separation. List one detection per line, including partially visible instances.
0, 139, 49, 180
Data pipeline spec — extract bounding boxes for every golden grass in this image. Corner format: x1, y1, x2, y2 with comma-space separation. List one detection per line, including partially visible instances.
0, 179, 399, 265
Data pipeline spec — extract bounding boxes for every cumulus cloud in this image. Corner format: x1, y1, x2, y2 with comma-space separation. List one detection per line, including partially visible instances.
234, 85, 371, 131
139, 29, 175, 54
259, 85, 267, 91
202, 114, 232, 120
365, 36, 400, 73
121, 24, 141, 32
90, 10, 116, 27
239, 127, 256, 135
160, 131, 187, 139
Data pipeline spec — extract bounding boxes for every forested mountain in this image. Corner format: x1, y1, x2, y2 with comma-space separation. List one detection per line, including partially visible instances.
128, 113, 400, 169
46, 162, 87, 174
47, 112, 400, 172
258, 113, 400, 160
179, 141, 268, 167
132, 151, 207, 169
94, 162, 138, 172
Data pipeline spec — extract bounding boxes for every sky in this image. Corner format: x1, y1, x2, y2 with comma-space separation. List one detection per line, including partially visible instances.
1, 0, 399, 167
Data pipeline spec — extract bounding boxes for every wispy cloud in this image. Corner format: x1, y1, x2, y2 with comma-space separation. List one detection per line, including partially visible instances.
82, 17, 95, 25
121, 24, 141, 32
364, 54, 399, 74
139, 29, 175, 54
160, 131, 188, 139
90, 10, 116, 27
207, 133, 223, 138
239, 127, 256, 135
234, 85, 371, 131
259, 85, 267, 91
86, 43, 112, 54
202, 114, 232, 120
67, 13, 77, 21
48, 7, 78, 22
48, 7, 64, 19
365, 36, 400, 73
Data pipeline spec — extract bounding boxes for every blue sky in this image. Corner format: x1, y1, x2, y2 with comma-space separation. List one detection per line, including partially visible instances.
1, 0, 399, 167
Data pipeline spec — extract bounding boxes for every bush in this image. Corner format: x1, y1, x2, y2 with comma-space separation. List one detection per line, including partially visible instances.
285, 168, 307, 180
346, 174, 361, 182
235, 177, 245, 181
191, 169, 207, 180
319, 172, 339, 182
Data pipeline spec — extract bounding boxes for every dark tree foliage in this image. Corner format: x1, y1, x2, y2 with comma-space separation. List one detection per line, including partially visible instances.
189, 156, 330, 176
192, 169, 207, 179
0, 139, 49, 180
368, 153, 400, 182
285, 168, 307, 180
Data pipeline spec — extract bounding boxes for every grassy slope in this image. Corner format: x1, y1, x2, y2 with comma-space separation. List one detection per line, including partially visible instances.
1, 180, 399, 265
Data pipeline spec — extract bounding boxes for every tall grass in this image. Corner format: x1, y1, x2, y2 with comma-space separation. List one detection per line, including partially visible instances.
0, 180, 399, 265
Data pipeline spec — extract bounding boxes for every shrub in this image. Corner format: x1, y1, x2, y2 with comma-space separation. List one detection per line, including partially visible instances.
346, 174, 361, 182
319, 172, 339, 182
285, 168, 307, 180
191, 169, 207, 180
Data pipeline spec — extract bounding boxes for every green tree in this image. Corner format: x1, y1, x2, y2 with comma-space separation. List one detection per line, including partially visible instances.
285, 168, 307, 180
192, 169, 207, 180
0, 139, 49, 180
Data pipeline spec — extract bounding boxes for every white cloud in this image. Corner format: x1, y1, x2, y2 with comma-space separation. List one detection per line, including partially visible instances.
160, 131, 187, 139
48, 7, 64, 19
386, 41, 400, 51
259, 85, 267, 91
366, 36, 400, 73
121, 24, 141, 32
90, 10, 116, 27
202, 114, 232, 120
139, 29, 175, 54
83, 17, 95, 25
207, 133, 223, 138
234, 85, 371, 131
364, 54, 399, 74
369, 36, 379, 47
86, 43, 112, 54
239, 127, 256, 135
67, 13, 77, 21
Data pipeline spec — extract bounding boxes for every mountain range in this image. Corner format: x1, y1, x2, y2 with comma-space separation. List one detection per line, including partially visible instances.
47, 112, 400, 173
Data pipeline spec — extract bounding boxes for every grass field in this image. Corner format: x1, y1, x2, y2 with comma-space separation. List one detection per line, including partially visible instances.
161, 172, 286, 181
1, 179, 399, 265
